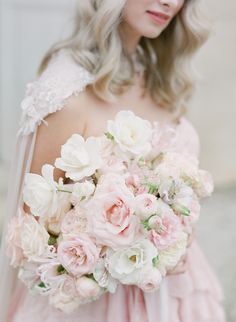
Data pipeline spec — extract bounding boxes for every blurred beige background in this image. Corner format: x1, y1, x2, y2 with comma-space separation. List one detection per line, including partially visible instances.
0, 0, 235, 321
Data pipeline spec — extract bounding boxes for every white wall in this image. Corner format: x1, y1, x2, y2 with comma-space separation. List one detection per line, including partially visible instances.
187, 1, 236, 187
0, 0, 76, 163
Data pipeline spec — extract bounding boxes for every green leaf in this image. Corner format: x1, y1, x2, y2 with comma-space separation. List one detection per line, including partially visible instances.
152, 255, 159, 267
38, 281, 46, 288
172, 203, 190, 216
104, 132, 114, 140
48, 236, 57, 246
57, 265, 66, 274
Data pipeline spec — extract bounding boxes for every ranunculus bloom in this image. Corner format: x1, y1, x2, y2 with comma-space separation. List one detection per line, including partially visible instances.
135, 193, 159, 219
149, 212, 183, 250
57, 234, 100, 276
86, 174, 139, 249
107, 110, 152, 156
23, 164, 60, 218
138, 268, 162, 292
55, 134, 102, 181
107, 239, 158, 285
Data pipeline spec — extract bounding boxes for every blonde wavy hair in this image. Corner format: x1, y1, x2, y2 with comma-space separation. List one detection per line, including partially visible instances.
38, 0, 211, 121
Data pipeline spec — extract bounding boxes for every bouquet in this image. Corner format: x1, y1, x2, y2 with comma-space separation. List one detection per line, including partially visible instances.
6, 110, 213, 313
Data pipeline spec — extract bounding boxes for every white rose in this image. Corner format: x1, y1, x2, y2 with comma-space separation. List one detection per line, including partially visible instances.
135, 193, 159, 219
21, 216, 50, 261
138, 269, 162, 292
107, 110, 152, 156
75, 276, 101, 300
157, 232, 188, 275
23, 164, 60, 218
108, 239, 158, 285
55, 134, 102, 181
71, 181, 95, 205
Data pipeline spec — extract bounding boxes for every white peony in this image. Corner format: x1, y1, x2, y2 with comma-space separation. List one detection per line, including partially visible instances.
107, 110, 152, 156
55, 134, 102, 181
21, 215, 50, 261
23, 164, 60, 218
107, 239, 158, 285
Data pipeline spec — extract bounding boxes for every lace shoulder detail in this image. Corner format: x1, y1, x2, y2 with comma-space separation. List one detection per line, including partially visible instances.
17, 49, 95, 136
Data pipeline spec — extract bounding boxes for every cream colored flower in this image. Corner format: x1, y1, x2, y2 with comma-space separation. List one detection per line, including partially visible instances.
108, 239, 158, 285
107, 110, 152, 156
21, 215, 50, 261
23, 164, 60, 218
55, 134, 102, 181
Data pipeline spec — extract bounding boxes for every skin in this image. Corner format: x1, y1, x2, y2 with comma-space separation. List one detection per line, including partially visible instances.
120, 0, 185, 53
26, 0, 189, 275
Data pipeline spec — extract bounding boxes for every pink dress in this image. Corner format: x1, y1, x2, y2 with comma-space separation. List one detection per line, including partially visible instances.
3, 49, 225, 322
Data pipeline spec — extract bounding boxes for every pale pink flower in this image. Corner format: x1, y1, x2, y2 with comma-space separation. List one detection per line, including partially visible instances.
149, 203, 183, 250
138, 269, 162, 292
57, 234, 100, 276
149, 122, 177, 160
98, 155, 126, 176
49, 275, 80, 314
86, 174, 139, 249
75, 276, 101, 299
135, 193, 159, 219
61, 209, 88, 236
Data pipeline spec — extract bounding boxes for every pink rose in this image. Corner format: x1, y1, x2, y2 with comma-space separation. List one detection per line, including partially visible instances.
86, 174, 139, 249
138, 269, 162, 292
57, 234, 100, 276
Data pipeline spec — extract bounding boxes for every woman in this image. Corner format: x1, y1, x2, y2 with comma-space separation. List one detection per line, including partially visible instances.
0, 0, 226, 321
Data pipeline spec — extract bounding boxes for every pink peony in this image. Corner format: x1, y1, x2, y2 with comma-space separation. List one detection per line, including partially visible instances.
57, 234, 100, 277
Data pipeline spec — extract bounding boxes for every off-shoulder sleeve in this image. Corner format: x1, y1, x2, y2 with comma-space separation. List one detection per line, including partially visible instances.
17, 49, 95, 136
